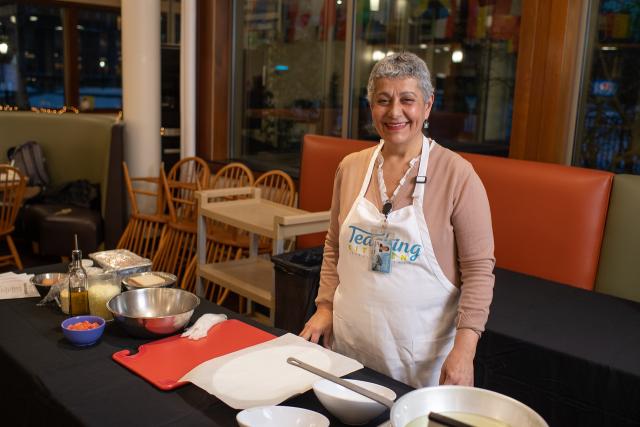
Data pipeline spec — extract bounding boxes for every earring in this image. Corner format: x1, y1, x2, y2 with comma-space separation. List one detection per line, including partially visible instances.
423, 121, 429, 129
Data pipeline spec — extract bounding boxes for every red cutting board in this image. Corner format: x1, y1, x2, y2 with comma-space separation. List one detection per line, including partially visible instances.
112, 319, 276, 390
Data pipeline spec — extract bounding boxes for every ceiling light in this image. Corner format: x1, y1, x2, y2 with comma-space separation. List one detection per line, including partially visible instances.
0, 42, 8, 55
419, 43, 428, 49
370, 0, 380, 11
372, 50, 385, 61
451, 49, 463, 63
29, 16, 38, 22
10, 16, 16, 24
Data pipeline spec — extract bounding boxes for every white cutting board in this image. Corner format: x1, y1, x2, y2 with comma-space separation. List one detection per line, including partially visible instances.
180, 333, 363, 409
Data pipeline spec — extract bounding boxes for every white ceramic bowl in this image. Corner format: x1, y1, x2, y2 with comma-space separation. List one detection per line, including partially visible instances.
236, 406, 329, 427
390, 386, 549, 427
312, 379, 396, 425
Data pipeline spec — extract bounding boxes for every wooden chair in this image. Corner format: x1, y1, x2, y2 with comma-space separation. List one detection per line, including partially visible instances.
181, 239, 244, 305
0, 166, 27, 270
254, 169, 297, 253
205, 162, 256, 248
152, 157, 211, 283
164, 156, 210, 223
116, 162, 167, 260
209, 162, 254, 190
254, 169, 296, 207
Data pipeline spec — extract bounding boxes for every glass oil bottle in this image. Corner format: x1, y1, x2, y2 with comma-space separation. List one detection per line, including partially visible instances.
68, 235, 89, 315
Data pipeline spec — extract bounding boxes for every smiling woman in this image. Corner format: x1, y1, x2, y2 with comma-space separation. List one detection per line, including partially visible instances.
300, 52, 496, 390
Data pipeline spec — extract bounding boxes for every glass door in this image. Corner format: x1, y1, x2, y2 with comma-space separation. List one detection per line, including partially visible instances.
232, 0, 346, 176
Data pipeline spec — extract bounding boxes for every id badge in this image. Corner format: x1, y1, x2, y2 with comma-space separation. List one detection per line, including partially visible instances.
370, 231, 393, 273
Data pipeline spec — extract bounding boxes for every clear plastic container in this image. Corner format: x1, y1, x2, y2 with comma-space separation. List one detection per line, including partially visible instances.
88, 271, 121, 320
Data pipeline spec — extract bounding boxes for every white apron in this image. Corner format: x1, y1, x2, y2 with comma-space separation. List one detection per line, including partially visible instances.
333, 136, 459, 388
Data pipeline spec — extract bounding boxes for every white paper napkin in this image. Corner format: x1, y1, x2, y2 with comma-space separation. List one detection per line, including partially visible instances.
0, 273, 37, 300
180, 333, 364, 409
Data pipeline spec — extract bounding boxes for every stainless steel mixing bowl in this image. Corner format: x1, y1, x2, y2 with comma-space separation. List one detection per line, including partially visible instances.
107, 288, 200, 338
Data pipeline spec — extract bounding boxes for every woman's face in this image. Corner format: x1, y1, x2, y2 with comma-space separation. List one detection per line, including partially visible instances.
370, 77, 433, 148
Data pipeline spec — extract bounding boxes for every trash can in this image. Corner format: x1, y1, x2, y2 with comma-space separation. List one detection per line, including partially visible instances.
271, 246, 324, 334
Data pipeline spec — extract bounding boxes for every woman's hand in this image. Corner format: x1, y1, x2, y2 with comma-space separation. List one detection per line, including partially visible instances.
439, 328, 479, 386
299, 304, 333, 349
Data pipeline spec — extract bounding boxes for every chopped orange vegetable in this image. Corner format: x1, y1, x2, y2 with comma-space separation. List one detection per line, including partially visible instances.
68, 320, 100, 330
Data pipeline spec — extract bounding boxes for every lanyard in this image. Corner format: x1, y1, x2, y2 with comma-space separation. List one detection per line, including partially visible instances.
376, 152, 420, 222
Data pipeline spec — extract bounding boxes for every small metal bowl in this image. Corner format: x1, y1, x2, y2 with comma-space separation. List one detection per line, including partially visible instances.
122, 272, 177, 291
31, 272, 68, 298
107, 288, 199, 338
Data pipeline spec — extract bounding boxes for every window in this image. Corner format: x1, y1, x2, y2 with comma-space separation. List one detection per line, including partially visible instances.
352, 0, 520, 157
0, 3, 64, 109
78, 9, 122, 110
230, 0, 521, 174
0, 1, 121, 111
573, 0, 640, 174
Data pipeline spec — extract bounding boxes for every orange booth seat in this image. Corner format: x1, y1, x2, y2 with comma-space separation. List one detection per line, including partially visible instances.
297, 134, 614, 291
459, 153, 614, 291
297, 134, 375, 248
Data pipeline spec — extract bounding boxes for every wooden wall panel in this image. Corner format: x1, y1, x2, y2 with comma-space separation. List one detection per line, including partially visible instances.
509, 0, 587, 164
196, 0, 231, 161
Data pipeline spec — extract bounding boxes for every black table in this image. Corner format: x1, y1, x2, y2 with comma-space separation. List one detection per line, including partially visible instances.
5, 266, 640, 427
0, 264, 412, 427
476, 269, 640, 427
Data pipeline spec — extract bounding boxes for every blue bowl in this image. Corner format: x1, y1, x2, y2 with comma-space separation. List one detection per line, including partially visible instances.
61, 315, 106, 347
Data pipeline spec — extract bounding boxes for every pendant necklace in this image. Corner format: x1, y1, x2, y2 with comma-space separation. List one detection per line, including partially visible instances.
376, 152, 420, 224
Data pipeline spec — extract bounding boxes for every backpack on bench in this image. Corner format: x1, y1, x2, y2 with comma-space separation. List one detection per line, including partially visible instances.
9, 141, 50, 190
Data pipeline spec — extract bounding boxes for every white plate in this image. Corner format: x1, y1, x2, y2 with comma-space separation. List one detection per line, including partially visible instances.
236, 406, 329, 427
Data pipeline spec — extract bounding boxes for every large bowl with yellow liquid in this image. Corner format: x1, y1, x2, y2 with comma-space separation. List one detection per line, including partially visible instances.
390, 386, 548, 427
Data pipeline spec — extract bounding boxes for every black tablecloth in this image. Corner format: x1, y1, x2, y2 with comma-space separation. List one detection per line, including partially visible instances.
0, 264, 412, 427
5, 265, 640, 427
476, 269, 640, 427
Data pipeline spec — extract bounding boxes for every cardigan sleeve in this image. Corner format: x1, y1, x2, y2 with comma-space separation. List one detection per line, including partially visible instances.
451, 164, 496, 333
315, 162, 344, 307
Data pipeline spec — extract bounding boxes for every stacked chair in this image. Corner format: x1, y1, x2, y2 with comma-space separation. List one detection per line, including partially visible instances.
116, 158, 298, 314
117, 163, 167, 260
152, 157, 210, 285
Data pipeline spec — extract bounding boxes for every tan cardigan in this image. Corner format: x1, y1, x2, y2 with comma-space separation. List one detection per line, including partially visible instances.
316, 142, 495, 333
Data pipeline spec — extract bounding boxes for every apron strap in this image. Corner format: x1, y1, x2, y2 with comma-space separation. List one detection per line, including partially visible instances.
412, 136, 432, 201
357, 141, 384, 198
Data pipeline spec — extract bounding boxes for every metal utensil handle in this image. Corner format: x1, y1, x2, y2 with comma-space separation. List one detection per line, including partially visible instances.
429, 412, 475, 427
286, 357, 395, 409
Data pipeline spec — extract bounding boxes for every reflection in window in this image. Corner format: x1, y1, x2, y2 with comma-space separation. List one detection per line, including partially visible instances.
352, 0, 520, 156
78, 9, 122, 110
233, 0, 346, 175
574, 1, 640, 174
0, 4, 64, 109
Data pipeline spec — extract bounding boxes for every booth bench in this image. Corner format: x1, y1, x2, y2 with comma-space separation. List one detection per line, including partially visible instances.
298, 134, 637, 301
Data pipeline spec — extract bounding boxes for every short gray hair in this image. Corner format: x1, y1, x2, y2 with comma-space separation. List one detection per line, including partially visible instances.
367, 51, 433, 104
